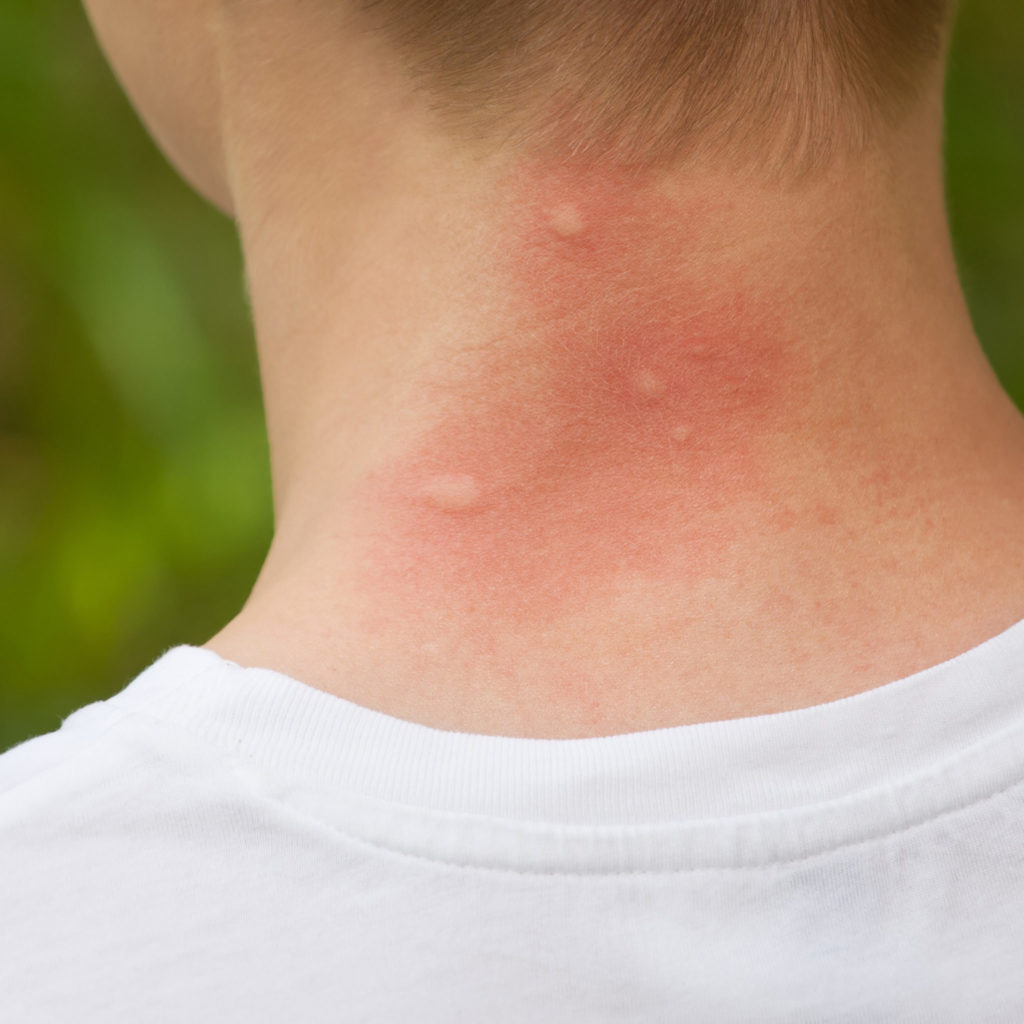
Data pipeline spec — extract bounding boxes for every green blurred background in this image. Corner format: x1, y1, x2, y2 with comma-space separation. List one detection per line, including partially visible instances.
1, 0, 1022, 751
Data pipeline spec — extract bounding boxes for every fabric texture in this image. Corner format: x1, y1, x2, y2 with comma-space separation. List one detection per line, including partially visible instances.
4, 623, 1024, 1022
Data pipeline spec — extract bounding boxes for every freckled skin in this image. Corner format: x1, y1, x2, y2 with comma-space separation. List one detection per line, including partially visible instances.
359, 161, 808, 626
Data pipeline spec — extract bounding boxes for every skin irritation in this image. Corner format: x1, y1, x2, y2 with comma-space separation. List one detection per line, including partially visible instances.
358, 161, 811, 627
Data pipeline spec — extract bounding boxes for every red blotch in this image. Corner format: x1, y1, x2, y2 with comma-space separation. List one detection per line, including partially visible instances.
358, 161, 807, 627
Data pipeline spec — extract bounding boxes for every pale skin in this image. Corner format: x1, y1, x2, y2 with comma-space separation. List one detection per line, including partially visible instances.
82, 0, 1024, 737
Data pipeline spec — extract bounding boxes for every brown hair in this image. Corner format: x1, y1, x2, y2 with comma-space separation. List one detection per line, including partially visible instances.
356, 0, 952, 170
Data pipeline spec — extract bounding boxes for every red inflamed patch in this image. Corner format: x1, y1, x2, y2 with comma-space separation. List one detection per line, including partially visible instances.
357, 160, 809, 627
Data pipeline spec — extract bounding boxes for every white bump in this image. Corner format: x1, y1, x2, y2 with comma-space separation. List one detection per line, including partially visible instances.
670, 424, 692, 444
421, 473, 482, 511
632, 369, 667, 399
547, 202, 586, 237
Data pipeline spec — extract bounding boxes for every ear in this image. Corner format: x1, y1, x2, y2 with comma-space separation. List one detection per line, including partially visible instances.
81, 0, 234, 215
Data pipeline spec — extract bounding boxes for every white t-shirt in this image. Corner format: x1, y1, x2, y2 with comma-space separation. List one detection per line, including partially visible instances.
4, 627, 1024, 1023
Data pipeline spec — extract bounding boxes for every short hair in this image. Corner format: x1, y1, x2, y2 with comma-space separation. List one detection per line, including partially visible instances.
356, 0, 953, 172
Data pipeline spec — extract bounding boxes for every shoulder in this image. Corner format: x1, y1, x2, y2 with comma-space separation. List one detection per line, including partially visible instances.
0, 700, 123, 808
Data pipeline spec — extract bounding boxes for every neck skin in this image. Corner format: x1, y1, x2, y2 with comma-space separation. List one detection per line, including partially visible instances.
204, 9, 1024, 737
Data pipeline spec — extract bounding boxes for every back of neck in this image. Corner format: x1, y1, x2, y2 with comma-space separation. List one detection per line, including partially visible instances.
209, 95, 1024, 736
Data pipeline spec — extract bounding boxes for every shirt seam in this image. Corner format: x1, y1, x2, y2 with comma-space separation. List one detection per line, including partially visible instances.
114, 704, 1024, 876
218, 754, 1024, 878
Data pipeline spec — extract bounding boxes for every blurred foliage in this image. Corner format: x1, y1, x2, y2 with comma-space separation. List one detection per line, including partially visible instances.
1, 0, 1023, 750
1, 0, 270, 748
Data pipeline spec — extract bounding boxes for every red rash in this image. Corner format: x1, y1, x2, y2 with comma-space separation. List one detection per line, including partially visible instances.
357, 162, 808, 627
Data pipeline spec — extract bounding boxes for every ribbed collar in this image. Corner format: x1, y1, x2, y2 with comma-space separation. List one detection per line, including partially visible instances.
106, 620, 1024, 842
